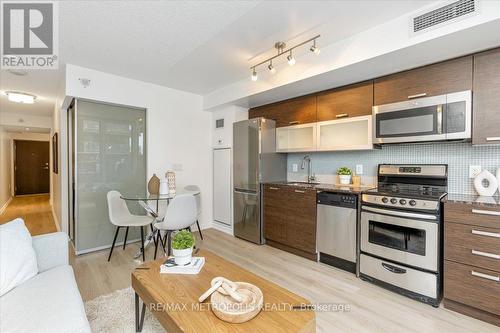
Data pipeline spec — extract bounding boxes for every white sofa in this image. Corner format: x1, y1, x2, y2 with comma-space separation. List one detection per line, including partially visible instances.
0, 232, 91, 333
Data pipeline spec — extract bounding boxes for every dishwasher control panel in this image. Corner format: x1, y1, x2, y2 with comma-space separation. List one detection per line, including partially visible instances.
317, 191, 357, 209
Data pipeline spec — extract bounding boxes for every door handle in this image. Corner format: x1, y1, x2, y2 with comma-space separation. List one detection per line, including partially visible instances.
408, 93, 427, 99
289, 121, 300, 125
336, 113, 348, 118
472, 209, 500, 216
268, 187, 279, 190
471, 270, 499, 282
381, 262, 406, 274
436, 105, 443, 134
471, 229, 500, 238
486, 137, 500, 142
294, 189, 306, 193
471, 250, 500, 260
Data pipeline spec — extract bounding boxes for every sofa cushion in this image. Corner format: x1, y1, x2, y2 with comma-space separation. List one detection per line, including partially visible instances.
0, 265, 91, 333
0, 218, 38, 296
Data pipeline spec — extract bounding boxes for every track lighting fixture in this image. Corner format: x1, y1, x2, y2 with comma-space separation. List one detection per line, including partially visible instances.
251, 68, 258, 81
250, 35, 320, 81
287, 51, 295, 66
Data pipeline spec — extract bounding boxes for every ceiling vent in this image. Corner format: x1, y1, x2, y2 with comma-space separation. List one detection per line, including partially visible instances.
412, 0, 477, 33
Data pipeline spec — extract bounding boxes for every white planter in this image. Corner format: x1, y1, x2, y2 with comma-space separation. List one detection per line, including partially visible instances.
339, 175, 352, 185
172, 247, 193, 265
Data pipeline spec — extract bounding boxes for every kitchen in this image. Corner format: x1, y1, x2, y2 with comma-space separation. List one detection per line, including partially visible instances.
226, 47, 500, 327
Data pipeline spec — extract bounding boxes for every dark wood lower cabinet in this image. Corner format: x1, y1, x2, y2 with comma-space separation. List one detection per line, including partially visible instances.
263, 185, 317, 260
444, 202, 500, 326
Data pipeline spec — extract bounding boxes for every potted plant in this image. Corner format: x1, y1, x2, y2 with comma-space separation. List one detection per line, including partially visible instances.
337, 167, 353, 185
171, 230, 195, 265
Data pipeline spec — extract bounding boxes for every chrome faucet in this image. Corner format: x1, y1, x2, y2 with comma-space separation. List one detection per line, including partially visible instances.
300, 155, 316, 183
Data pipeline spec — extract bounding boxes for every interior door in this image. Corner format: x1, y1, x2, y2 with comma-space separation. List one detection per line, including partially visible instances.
15, 140, 50, 195
213, 148, 231, 226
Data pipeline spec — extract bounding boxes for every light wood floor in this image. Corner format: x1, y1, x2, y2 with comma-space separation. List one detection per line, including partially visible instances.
71, 228, 498, 333
0, 194, 57, 235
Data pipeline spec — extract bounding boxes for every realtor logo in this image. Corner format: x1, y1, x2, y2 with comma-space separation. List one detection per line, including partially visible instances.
1, 1, 58, 69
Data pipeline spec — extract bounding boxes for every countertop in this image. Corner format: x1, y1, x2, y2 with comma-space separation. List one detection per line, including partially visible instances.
443, 193, 500, 207
264, 181, 375, 194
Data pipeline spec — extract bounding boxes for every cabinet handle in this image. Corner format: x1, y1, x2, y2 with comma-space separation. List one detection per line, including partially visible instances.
269, 187, 279, 190
472, 209, 500, 216
471, 250, 500, 260
408, 93, 427, 99
294, 189, 306, 193
335, 113, 348, 118
472, 229, 500, 238
486, 137, 500, 142
471, 270, 499, 282
289, 121, 300, 125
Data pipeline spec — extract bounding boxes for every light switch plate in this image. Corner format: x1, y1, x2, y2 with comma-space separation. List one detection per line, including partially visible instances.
469, 165, 481, 178
292, 164, 298, 172
356, 164, 363, 175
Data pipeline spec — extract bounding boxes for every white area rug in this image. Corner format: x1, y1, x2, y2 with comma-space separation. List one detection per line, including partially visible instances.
85, 287, 164, 332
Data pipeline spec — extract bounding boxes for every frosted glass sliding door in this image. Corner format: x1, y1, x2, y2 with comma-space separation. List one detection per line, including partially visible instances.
74, 100, 146, 253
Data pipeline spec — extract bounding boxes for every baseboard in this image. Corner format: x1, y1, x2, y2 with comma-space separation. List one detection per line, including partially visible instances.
0, 197, 12, 215
51, 205, 61, 232
211, 221, 233, 235
74, 238, 141, 255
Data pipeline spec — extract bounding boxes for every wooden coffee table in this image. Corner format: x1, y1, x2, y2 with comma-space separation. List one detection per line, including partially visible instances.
132, 250, 316, 332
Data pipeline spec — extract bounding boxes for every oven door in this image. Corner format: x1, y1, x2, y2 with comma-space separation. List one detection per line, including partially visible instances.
373, 91, 471, 144
360, 207, 438, 272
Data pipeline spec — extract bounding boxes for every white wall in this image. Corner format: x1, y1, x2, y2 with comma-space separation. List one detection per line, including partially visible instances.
61, 64, 212, 231
0, 127, 12, 213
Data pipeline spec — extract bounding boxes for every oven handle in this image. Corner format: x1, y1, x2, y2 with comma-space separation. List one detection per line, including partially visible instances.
382, 262, 407, 274
362, 206, 437, 220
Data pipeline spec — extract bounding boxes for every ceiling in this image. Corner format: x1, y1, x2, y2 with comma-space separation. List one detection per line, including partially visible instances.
2, 125, 51, 134
0, 0, 434, 118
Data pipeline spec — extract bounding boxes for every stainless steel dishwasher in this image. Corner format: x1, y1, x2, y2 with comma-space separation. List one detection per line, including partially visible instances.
317, 191, 357, 273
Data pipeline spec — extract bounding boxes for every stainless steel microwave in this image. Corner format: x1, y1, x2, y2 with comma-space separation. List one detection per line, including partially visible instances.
373, 90, 471, 144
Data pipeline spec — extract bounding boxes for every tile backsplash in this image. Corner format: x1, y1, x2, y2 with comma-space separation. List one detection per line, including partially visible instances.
287, 142, 500, 194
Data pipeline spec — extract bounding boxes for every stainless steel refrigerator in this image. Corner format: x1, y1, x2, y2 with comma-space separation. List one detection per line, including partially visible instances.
233, 118, 287, 244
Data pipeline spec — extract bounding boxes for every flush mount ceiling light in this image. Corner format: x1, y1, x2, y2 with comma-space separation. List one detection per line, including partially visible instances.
250, 35, 320, 81
5, 91, 36, 104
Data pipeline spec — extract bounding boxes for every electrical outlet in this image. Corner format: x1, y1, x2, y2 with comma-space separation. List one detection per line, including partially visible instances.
469, 165, 481, 178
356, 164, 363, 175
292, 164, 298, 172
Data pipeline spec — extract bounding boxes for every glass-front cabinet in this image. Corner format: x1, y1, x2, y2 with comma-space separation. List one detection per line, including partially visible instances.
316, 115, 373, 151
275, 123, 317, 153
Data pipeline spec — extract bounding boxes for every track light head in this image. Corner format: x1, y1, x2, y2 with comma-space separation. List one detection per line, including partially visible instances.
310, 39, 320, 54
268, 61, 276, 74
287, 51, 295, 66
251, 68, 258, 81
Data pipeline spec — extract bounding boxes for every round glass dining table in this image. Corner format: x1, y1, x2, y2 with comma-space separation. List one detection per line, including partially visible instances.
119, 189, 200, 259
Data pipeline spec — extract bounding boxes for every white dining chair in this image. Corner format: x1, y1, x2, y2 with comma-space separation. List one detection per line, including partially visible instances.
184, 185, 203, 240
107, 191, 156, 262
153, 194, 198, 259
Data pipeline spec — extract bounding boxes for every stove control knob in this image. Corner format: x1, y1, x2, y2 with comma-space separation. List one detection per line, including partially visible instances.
382, 197, 389, 203
399, 199, 407, 205
390, 198, 398, 204
409, 200, 417, 206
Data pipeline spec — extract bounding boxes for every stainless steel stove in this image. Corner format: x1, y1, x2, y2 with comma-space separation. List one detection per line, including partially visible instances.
359, 164, 448, 307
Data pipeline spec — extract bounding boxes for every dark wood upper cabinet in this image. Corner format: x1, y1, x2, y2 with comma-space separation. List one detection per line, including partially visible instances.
374, 56, 473, 105
249, 95, 317, 127
316, 81, 373, 121
472, 48, 500, 145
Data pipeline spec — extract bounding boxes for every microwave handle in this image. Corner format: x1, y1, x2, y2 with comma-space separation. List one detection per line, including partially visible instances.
437, 105, 443, 134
